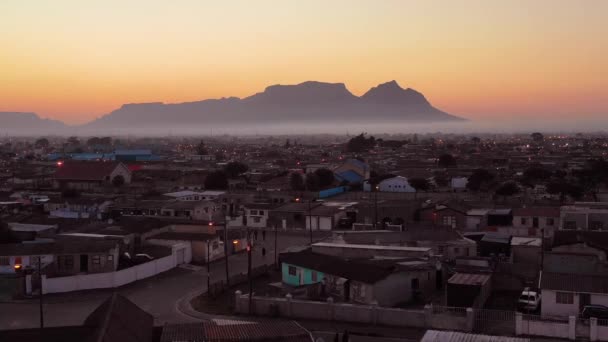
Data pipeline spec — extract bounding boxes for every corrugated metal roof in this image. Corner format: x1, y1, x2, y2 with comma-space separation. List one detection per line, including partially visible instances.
448, 273, 491, 286
421, 330, 529, 342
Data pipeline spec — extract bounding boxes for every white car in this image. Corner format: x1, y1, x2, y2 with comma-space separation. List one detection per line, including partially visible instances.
518, 288, 541, 312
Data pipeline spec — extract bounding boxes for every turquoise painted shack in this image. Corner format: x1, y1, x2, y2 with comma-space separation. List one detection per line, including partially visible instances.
282, 262, 324, 287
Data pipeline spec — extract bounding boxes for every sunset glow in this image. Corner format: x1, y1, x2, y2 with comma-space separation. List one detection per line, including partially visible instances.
1, 0, 606, 124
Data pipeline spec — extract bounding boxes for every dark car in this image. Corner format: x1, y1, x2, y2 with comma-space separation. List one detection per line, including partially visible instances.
581, 305, 608, 319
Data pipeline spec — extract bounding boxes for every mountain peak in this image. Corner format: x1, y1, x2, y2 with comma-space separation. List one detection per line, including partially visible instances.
362, 81, 429, 106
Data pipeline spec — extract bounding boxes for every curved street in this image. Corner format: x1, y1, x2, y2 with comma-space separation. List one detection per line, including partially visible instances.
0, 233, 313, 330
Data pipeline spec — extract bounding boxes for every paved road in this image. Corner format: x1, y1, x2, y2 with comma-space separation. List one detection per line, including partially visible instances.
0, 233, 314, 330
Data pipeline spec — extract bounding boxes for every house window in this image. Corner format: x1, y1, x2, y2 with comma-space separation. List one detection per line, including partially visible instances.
0, 257, 9, 266
442, 216, 456, 228
590, 221, 604, 231
454, 247, 460, 255
311, 271, 318, 282
288, 266, 297, 276
107, 255, 113, 262
546, 218, 555, 226
259, 210, 264, 215
250, 210, 258, 215
564, 221, 577, 230
521, 218, 527, 225
57, 255, 74, 272
556, 292, 574, 304
92, 255, 101, 265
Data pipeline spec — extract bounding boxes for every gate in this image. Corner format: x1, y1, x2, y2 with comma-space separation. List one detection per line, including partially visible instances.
474, 309, 516, 335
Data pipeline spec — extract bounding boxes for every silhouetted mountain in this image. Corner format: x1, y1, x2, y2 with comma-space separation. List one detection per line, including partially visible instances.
0, 81, 464, 135
82, 81, 463, 133
0, 112, 67, 135
361, 80, 429, 105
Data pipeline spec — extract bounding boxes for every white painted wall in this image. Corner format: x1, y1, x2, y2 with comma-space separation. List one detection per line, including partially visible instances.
541, 290, 579, 318
451, 177, 468, 190
41, 243, 189, 294
378, 176, 416, 193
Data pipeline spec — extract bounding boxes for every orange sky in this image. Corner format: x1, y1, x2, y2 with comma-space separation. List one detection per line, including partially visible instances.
1, 0, 606, 124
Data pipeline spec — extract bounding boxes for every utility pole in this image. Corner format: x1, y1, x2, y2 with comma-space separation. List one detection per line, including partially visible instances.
37, 256, 44, 338
247, 227, 253, 314
274, 224, 278, 270
308, 199, 313, 245
223, 220, 229, 288
206, 240, 211, 297
374, 185, 379, 229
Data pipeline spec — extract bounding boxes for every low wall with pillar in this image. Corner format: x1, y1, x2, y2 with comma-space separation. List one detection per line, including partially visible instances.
516, 313, 607, 341
234, 292, 466, 331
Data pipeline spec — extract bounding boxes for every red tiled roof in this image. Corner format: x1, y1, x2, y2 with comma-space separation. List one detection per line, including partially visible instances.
160, 321, 312, 342
53, 161, 126, 181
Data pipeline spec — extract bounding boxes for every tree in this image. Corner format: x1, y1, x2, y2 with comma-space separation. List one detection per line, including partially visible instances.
67, 136, 80, 146
346, 133, 376, 153
112, 175, 125, 187
495, 182, 520, 198
522, 165, 553, 187
87, 137, 101, 146
572, 158, 608, 201
35, 138, 49, 148
196, 140, 208, 155
305, 173, 320, 191
99, 137, 112, 146
409, 178, 430, 198
0, 219, 20, 243
205, 170, 229, 190
531, 132, 544, 142
289, 173, 305, 191
467, 168, 495, 191
314, 168, 335, 188
438, 153, 457, 168
224, 162, 248, 178
433, 173, 449, 187
547, 181, 584, 202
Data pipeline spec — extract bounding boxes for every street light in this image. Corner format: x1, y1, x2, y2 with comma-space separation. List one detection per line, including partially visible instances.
374, 185, 379, 229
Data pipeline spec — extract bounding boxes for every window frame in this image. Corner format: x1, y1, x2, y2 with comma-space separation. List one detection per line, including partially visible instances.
556, 291, 574, 304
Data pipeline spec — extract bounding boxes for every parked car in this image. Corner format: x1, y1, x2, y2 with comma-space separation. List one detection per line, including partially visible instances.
581, 305, 608, 319
517, 288, 541, 312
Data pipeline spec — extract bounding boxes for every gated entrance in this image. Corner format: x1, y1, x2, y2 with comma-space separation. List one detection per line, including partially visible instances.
474, 308, 516, 335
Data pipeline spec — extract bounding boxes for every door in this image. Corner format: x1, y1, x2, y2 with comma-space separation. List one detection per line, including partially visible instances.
533, 217, 539, 228
80, 255, 89, 272
436, 270, 443, 290
176, 249, 185, 265
580, 293, 590, 313
344, 280, 351, 302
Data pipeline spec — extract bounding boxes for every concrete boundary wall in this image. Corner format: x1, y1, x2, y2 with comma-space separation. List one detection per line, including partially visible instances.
235, 294, 608, 341
42, 243, 189, 294
235, 293, 463, 331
